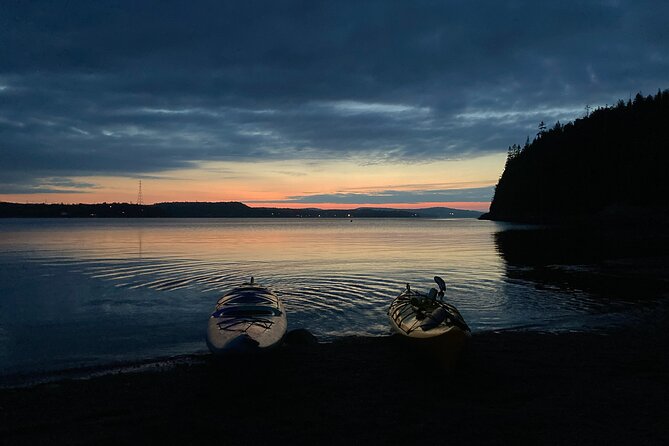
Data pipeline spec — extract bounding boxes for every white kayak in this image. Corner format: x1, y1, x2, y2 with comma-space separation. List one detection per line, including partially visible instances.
206, 278, 287, 354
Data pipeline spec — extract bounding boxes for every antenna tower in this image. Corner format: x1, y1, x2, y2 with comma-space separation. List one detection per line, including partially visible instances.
137, 180, 143, 205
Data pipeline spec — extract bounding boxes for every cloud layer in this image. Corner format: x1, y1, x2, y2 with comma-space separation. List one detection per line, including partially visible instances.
273, 186, 496, 204
1, 0, 668, 194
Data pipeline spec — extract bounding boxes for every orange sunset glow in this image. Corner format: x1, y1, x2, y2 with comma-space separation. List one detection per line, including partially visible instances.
0, 155, 504, 212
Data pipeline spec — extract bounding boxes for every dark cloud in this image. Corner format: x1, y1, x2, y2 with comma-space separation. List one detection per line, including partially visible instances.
1, 0, 668, 191
0, 174, 99, 194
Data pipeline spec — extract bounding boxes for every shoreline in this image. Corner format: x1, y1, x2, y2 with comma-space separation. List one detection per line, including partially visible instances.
2, 329, 668, 445
0, 202, 483, 219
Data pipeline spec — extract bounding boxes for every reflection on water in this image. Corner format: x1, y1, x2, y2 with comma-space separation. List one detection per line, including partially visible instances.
495, 227, 669, 301
0, 218, 666, 375
493, 225, 669, 334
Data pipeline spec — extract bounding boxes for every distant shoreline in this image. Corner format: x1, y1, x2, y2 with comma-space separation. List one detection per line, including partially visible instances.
0, 201, 483, 219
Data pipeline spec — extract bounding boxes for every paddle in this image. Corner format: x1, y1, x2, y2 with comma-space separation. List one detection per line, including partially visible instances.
434, 276, 446, 299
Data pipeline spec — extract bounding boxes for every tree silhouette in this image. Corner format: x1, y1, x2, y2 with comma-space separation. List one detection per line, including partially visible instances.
485, 89, 669, 223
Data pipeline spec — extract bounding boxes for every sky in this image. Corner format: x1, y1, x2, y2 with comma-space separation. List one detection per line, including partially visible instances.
1, 1, 667, 211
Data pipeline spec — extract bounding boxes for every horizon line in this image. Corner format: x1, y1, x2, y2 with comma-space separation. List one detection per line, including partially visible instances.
1, 200, 490, 212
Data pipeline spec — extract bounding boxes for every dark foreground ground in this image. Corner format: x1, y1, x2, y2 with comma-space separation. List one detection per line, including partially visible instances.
2, 330, 668, 446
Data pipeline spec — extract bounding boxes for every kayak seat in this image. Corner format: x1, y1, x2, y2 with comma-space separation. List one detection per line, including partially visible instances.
212, 305, 282, 318
420, 306, 448, 331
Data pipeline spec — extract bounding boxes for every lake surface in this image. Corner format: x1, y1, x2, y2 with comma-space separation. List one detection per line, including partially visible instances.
0, 218, 664, 376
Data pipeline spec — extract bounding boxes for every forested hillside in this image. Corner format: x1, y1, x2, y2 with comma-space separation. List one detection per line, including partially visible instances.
483, 89, 669, 223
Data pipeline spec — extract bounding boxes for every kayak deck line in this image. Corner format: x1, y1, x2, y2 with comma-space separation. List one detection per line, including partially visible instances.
215, 317, 275, 333
389, 293, 469, 335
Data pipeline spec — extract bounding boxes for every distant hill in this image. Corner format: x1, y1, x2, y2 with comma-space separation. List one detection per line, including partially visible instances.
0, 202, 482, 219
403, 207, 483, 218
481, 89, 669, 223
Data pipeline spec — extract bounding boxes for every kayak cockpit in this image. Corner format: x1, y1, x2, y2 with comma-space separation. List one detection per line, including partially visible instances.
211, 305, 283, 318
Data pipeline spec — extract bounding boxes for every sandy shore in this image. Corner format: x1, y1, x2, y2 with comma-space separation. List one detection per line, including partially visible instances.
2, 330, 668, 445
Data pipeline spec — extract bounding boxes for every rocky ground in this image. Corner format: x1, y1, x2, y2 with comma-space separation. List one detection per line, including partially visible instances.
2, 329, 668, 445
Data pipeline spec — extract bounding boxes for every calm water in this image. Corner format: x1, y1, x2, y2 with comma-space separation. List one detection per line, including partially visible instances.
0, 218, 661, 376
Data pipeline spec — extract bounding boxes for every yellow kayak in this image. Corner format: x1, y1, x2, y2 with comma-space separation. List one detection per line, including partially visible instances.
388, 277, 470, 367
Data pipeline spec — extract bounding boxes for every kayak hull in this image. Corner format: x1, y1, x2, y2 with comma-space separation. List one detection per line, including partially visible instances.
388, 288, 471, 367
390, 323, 470, 368
207, 283, 287, 355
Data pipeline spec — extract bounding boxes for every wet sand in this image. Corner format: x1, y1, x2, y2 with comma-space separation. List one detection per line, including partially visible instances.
2, 330, 668, 445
